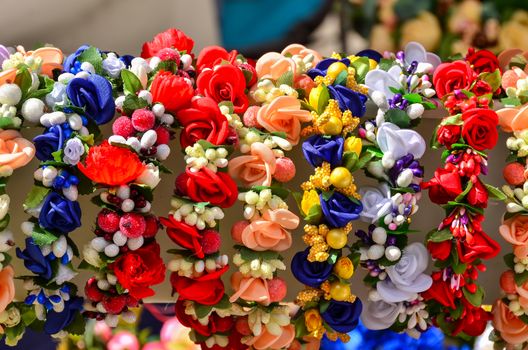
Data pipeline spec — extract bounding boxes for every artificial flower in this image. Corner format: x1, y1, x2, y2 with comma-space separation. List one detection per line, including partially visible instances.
181, 167, 238, 208
291, 249, 333, 287
427, 240, 452, 260
302, 135, 344, 168
66, 74, 116, 125
245, 324, 295, 350
0, 129, 35, 171
376, 123, 426, 161
39, 192, 81, 233
421, 276, 456, 309
151, 70, 194, 114
433, 60, 476, 98
141, 28, 194, 58
497, 104, 528, 132
499, 215, 528, 257
422, 168, 462, 204
160, 216, 205, 258
255, 52, 297, 81
230, 272, 272, 305
62, 138, 85, 165
328, 85, 367, 117
44, 296, 83, 335
360, 299, 403, 330
301, 190, 320, 216
175, 300, 233, 337
436, 124, 462, 148
493, 300, 528, 346
465, 48, 501, 74
461, 108, 499, 151
170, 265, 228, 306
228, 142, 276, 187
232, 218, 292, 252
358, 184, 392, 224
467, 178, 489, 208
33, 125, 64, 161
16, 238, 52, 280
321, 299, 362, 334
320, 191, 362, 228
0, 266, 15, 314
196, 46, 238, 73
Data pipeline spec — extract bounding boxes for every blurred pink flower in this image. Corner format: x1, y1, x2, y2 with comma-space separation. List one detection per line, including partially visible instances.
107, 331, 140, 350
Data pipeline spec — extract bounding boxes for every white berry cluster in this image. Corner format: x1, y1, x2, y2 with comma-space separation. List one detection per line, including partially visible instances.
185, 143, 229, 173
238, 189, 288, 220
232, 253, 285, 279
252, 80, 298, 104
33, 166, 79, 201
506, 131, 528, 158
0, 84, 23, 128
168, 254, 229, 279
238, 128, 292, 157
170, 197, 224, 230
502, 184, 528, 213
84, 302, 136, 328
219, 104, 244, 131
245, 305, 291, 339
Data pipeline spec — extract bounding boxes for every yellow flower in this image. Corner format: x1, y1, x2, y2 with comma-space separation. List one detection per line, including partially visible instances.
305, 308, 323, 333
301, 190, 320, 215
334, 257, 355, 279
344, 136, 362, 156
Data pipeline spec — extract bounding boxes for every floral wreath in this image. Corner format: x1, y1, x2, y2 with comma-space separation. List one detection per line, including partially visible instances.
420, 48, 503, 339
354, 42, 438, 336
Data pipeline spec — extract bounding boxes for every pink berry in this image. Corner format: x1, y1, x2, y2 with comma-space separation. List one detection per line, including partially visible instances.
119, 213, 147, 238
131, 109, 155, 132
268, 277, 287, 302
155, 126, 171, 145
201, 229, 221, 255
97, 209, 120, 233
273, 157, 296, 182
157, 48, 181, 65
102, 295, 127, 315
143, 215, 159, 238
231, 221, 249, 243
242, 106, 261, 128
503, 162, 526, 186
112, 116, 135, 138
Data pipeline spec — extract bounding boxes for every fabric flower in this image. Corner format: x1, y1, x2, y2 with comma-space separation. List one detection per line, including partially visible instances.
196, 64, 249, 114
102, 53, 125, 78
160, 216, 206, 259
308, 58, 350, 80
467, 178, 488, 208
360, 299, 403, 330
402, 41, 441, 70
465, 48, 500, 74
44, 296, 83, 335
456, 230, 500, 264
376, 243, 433, 303
328, 85, 367, 117
175, 300, 233, 337
358, 184, 393, 224
461, 108, 499, 151
78, 141, 146, 186
170, 265, 228, 305
436, 124, 462, 148
320, 192, 363, 227
421, 275, 456, 309
0, 266, 15, 314
321, 299, 362, 333
228, 142, 276, 187
451, 301, 491, 337
181, 167, 238, 208
421, 168, 462, 205
16, 237, 52, 280
176, 97, 229, 148
497, 104, 528, 132
493, 300, 528, 346
63, 45, 89, 73
63, 138, 85, 165
256, 96, 311, 145
141, 28, 194, 58
376, 123, 426, 161
39, 192, 81, 233
427, 240, 452, 260
0, 130, 35, 171
302, 135, 344, 168
33, 125, 64, 161
109, 242, 165, 299
255, 52, 297, 80
291, 248, 333, 287
245, 324, 295, 350
500, 215, 528, 257
433, 60, 476, 98
230, 272, 273, 305
46, 82, 68, 108
196, 46, 238, 73
66, 74, 116, 125
151, 71, 194, 114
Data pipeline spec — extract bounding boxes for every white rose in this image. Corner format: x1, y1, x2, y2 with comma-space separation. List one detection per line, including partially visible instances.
359, 184, 393, 223
63, 138, 85, 165
360, 299, 404, 330
136, 163, 161, 189
102, 53, 125, 78
45, 82, 67, 108
376, 243, 432, 302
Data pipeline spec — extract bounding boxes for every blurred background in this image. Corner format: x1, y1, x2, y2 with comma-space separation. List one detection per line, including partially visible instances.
1, 0, 527, 349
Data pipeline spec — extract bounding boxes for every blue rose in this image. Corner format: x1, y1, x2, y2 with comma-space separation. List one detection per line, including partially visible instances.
307, 58, 351, 80
66, 74, 115, 125
291, 249, 333, 287
302, 135, 344, 168
328, 85, 367, 117
320, 192, 363, 227
356, 49, 382, 62
321, 299, 363, 333
39, 192, 81, 233
44, 296, 83, 334
16, 238, 53, 280
119, 54, 134, 68
33, 125, 64, 161
63, 45, 90, 73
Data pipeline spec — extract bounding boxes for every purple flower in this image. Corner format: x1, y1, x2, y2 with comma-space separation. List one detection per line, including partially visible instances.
320, 192, 363, 227
292, 249, 333, 287
33, 125, 64, 161
66, 74, 115, 124
16, 238, 53, 280
321, 299, 363, 333
302, 135, 344, 168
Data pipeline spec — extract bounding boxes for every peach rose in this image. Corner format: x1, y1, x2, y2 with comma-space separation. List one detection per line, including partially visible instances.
228, 142, 276, 187
281, 44, 322, 66
497, 104, 528, 132
498, 49, 528, 72
230, 272, 271, 305
515, 280, 528, 309
0, 266, 15, 314
0, 130, 35, 173
256, 52, 296, 81
501, 67, 527, 90
0, 47, 63, 85
499, 215, 528, 257
245, 324, 295, 350
493, 300, 528, 345
257, 96, 311, 145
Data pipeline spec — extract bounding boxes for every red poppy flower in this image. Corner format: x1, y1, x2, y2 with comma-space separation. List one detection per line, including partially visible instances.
141, 28, 194, 58
78, 141, 146, 186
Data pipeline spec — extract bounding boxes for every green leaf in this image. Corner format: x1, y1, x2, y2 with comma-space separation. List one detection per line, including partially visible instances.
378, 58, 396, 71
121, 69, 143, 95
319, 300, 330, 313
454, 181, 473, 203
485, 184, 507, 201
504, 253, 515, 269
122, 94, 148, 115
327, 249, 340, 264
305, 204, 322, 224
479, 69, 501, 92
24, 185, 50, 210
195, 304, 213, 319
353, 151, 374, 171
403, 93, 423, 104
276, 71, 294, 87
14, 66, 32, 99
52, 149, 63, 163
452, 262, 467, 274
441, 114, 463, 126
316, 85, 330, 115
342, 151, 359, 172
0, 214, 10, 232
0, 118, 19, 130
384, 109, 411, 128
78, 47, 103, 74
334, 69, 348, 86
501, 97, 521, 107
350, 56, 370, 83
514, 270, 528, 286
427, 228, 453, 242
32, 227, 58, 246
463, 285, 484, 307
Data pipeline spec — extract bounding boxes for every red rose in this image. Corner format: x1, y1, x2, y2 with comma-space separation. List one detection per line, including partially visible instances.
465, 48, 500, 74
159, 216, 205, 258
457, 230, 500, 264
436, 124, 461, 148
171, 265, 228, 305
422, 168, 463, 204
196, 46, 238, 73
176, 97, 229, 148
471, 80, 492, 96
422, 275, 456, 309
427, 240, 452, 260
175, 300, 234, 337
183, 167, 238, 208
433, 61, 476, 98
110, 242, 166, 299
452, 300, 491, 337
461, 108, 498, 151
467, 178, 488, 208
141, 28, 194, 58
151, 71, 194, 113
196, 64, 249, 114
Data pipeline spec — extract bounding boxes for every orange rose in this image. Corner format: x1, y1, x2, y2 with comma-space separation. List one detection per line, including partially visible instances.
499, 216, 528, 257
497, 104, 528, 132
228, 142, 276, 187
255, 52, 296, 81
493, 300, 528, 345
0, 266, 15, 314
0, 130, 35, 174
245, 324, 295, 350
256, 96, 311, 145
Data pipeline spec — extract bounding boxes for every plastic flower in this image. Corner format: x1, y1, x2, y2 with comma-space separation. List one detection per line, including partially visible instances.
78, 141, 146, 186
